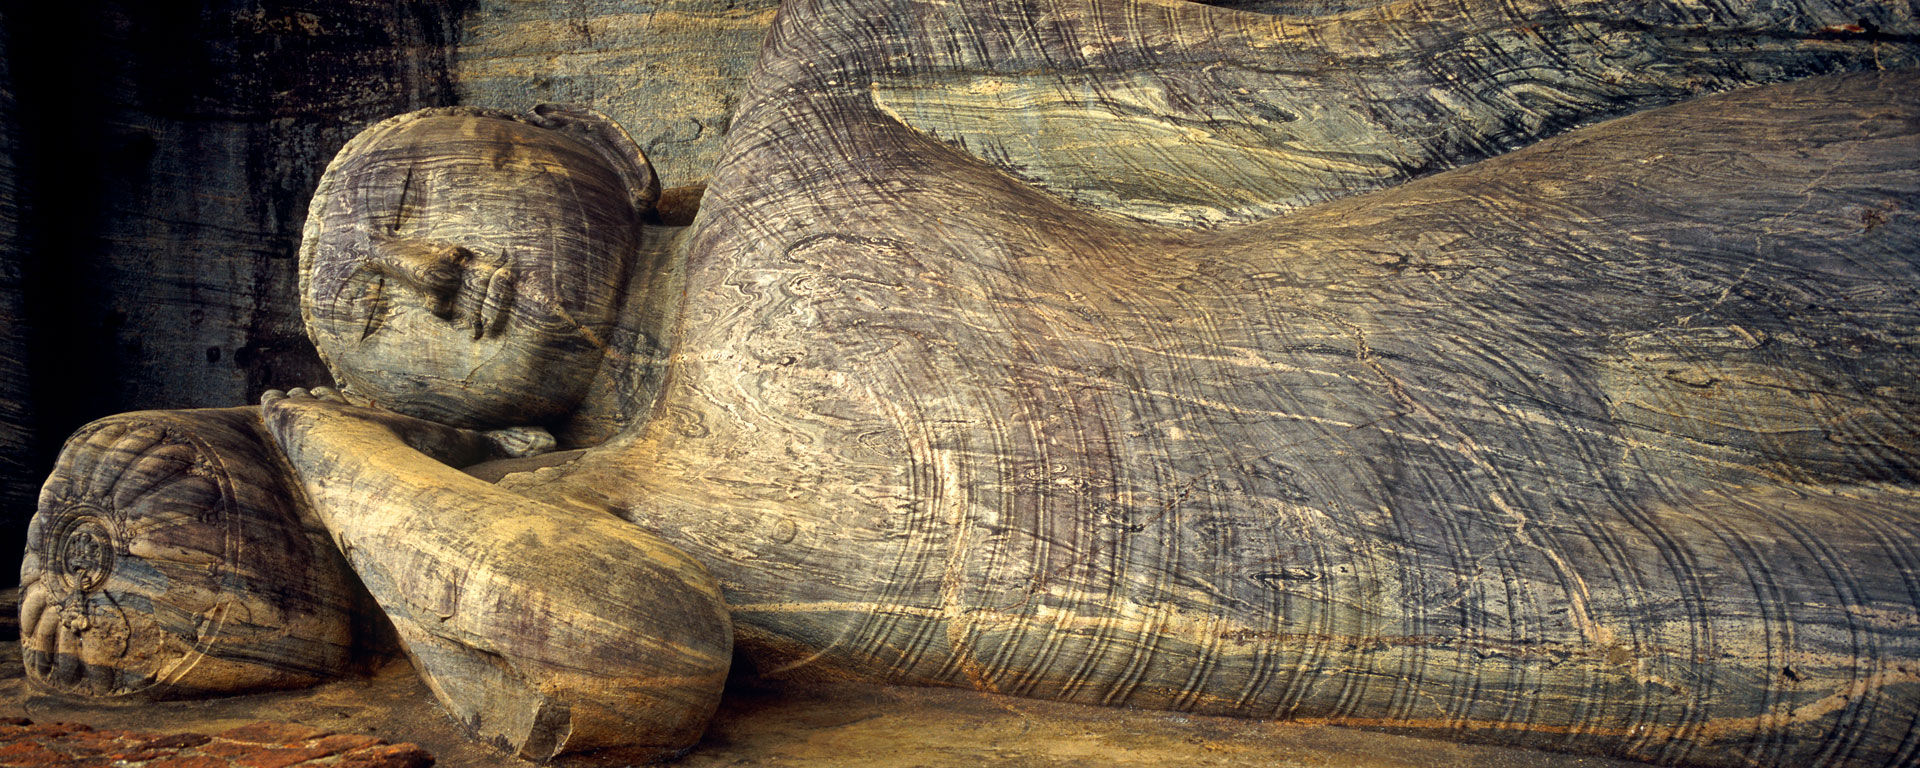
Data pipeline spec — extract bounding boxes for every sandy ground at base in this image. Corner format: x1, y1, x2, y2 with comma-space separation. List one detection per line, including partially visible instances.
0, 645, 1655, 767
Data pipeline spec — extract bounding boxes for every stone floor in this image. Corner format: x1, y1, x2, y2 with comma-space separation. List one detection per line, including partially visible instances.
0, 645, 1654, 768
0, 718, 433, 768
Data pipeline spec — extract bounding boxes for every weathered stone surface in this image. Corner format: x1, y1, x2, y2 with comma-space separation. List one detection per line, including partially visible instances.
597, 51, 1917, 763
19, 0, 1920, 766
451, 0, 780, 190
0, 655, 1676, 768
862, 0, 1918, 226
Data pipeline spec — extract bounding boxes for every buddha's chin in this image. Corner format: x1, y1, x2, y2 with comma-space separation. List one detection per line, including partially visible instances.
320, 322, 605, 429
333, 358, 590, 431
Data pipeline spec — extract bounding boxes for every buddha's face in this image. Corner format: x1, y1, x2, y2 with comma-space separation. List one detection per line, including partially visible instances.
302, 113, 645, 428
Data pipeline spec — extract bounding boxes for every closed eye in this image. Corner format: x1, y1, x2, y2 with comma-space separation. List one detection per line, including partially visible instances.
337, 266, 390, 341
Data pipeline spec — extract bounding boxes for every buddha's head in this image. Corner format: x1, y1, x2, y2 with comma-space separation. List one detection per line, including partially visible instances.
300, 105, 659, 429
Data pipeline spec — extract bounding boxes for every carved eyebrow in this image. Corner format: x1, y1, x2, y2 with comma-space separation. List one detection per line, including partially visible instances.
315, 254, 389, 342
391, 164, 418, 234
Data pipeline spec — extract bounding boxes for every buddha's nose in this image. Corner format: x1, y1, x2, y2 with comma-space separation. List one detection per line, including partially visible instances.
368, 237, 470, 319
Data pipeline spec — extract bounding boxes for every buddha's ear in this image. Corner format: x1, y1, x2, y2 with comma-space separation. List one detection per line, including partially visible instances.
528, 104, 662, 216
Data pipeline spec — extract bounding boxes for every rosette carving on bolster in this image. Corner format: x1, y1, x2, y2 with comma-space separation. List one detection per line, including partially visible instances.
20, 409, 363, 699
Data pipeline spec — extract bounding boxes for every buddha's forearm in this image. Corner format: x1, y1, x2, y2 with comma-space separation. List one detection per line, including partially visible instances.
264, 398, 733, 763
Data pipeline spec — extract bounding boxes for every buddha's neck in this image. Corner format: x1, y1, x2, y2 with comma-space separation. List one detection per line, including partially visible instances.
553, 222, 692, 448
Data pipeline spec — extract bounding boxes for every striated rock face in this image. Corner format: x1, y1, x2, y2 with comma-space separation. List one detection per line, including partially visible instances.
16, 1, 464, 414
14, 0, 1907, 456
0, 16, 36, 592
451, 0, 780, 190
19, 1, 1908, 506
859, 0, 1918, 226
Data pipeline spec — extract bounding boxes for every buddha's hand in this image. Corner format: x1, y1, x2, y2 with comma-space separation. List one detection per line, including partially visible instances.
259, 389, 556, 462
260, 387, 553, 465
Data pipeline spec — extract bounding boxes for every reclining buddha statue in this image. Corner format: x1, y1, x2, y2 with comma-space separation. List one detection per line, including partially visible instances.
21, 0, 1919, 765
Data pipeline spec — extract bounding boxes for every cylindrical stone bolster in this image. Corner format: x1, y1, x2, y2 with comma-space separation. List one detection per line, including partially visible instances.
20, 407, 367, 699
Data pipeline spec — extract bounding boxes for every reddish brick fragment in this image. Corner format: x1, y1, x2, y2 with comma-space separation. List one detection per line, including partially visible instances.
19, 722, 90, 737
138, 733, 214, 750
0, 739, 61, 757
199, 739, 263, 759
237, 745, 337, 768
55, 757, 121, 768
144, 756, 230, 768
0, 742, 72, 767
114, 748, 179, 763
309, 733, 383, 755
0, 741, 47, 757
56, 731, 126, 755
218, 722, 332, 744
335, 743, 434, 768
